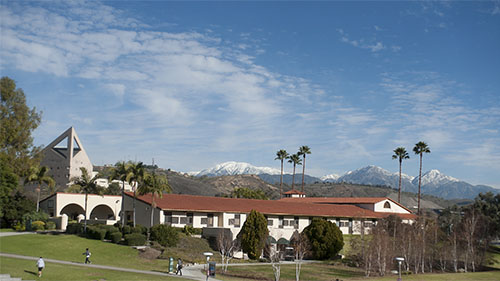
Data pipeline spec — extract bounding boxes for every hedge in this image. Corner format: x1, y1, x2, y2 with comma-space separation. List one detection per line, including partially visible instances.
124, 233, 146, 246
110, 231, 123, 243
151, 224, 179, 247
86, 226, 106, 240
31, 221, 45, 231
66, 223, 84, 234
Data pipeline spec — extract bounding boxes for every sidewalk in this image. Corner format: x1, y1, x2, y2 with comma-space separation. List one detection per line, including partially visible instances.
0, 252, 221, 281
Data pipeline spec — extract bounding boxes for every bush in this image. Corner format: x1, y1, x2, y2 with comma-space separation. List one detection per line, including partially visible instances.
66, 223, 84, 234
182, 225, 202, 236
22, 211, 49, 224
122, 225, 131, 234
13, 221, 25, 231
45, 221, 56, 230
102, 226, 120, 240
31, 220, 45, 231
86, 226, 106, 240
125, 233, 146, 246
110, 231, 123, 243
131, 224, 147, 235
303, 218, 344, 260
151, 224, 179, 247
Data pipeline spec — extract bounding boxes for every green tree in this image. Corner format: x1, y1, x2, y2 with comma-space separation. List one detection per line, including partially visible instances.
0, 154, 20, 226
103, 181, 121, 195
230, 187, 268, 200
288, 153, 302, 190
392, 147, 409, 203
413, 141, 430, 215
0, 76, 42, 177
71, 167, 104, 233
298, 146, 311, 194
110, 161, 131, 227
275, 149, 289, 199
472, 192, 500, 240
127, 161, 145, 227
303, 218, 344, 260
138, 171, 171, 239
239, 210, 269, 260
24, 166, 55, 212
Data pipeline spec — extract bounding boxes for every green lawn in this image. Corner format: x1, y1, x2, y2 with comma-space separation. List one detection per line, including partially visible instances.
355, 271, 500, 281
0, 228, 14, 232
0, 256, 183, 281
0, 233, 170, 272
218, 262, 365, 281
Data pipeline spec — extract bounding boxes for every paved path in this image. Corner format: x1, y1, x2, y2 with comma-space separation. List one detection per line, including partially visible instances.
0, 231, 36, 237
0, 252, 220, 281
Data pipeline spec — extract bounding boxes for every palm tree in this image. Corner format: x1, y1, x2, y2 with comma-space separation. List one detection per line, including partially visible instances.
275, 149, 289, 199
71, 167, 104, 233
25, 166, 55, 212
138, 171, 172, 240
127, 161, 145, 227
110, 161, 131, 227
298, 146, 311, 193
413, 141, 431, 215
392, 147, 410, 203
288, 153, 302, 191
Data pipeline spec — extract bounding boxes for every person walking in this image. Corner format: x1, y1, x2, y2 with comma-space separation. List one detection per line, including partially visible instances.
83, 248, 91, 264
176, 258, 183, 276
36, 257, 45, 277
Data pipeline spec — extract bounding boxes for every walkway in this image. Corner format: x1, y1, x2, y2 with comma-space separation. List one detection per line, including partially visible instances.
0, 253, 220, 281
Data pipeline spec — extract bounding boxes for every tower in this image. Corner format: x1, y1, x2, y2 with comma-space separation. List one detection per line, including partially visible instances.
40, 127, 93, 189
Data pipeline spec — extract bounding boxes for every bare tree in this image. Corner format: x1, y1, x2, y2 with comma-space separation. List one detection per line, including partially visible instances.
270, 248, 281, 281
461, 208, 480, 272
290, 231, 310, 281
217, 230, 239, 273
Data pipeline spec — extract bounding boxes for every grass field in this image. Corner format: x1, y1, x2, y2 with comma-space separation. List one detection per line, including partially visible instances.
0, 257, 183, 281
0, 233, 169, 272
0, 228, 14, 232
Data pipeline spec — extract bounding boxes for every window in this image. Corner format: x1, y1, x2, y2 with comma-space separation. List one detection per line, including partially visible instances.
187, 213, 193, 225
229, 219, 235, 225
363, 221, 374, 227
267, 219, 274, 226
48, 200, 54, 208
180, 217, 187, 224
279, 216, 284, 228
384, 201, 391, 209
201, 218, 208, 225
339, 221, 349, 227
294, 217, 299, 229
171, 217, 179, 224
234, 214, 240, 227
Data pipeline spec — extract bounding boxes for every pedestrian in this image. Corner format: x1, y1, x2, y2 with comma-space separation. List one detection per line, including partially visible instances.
206, 267, 210, 281
176, 258, 183, 276
83, 248, 91, 264
36, 257, 45, 277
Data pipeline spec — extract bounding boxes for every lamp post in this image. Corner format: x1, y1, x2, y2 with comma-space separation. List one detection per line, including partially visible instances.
395, 257, 404, 281
203, 252, 213, 280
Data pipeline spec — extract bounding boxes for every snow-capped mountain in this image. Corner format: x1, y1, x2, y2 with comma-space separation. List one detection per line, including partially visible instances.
336, 165, 415, 191
190, 162, 498, 199
191, 161, 282, 177
321, 174, 340, 182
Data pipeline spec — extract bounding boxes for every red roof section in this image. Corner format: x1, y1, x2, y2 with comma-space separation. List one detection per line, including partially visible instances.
283, 190, 306, 195
278, 197, 413, 214
126, 192, 416, 220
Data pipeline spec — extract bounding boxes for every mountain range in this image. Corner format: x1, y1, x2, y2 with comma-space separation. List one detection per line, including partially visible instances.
190, 162, 498, 200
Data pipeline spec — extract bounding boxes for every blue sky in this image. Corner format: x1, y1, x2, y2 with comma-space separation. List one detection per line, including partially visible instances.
1, 1, 499, 188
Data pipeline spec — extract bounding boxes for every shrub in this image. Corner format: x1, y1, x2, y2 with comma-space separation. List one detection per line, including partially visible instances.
122, 225, 131, 234
303, 218, 344, 260
45, 221, 56, 230
182, 225, 195, 236
86, 226, 106, 240
125, 233, 146, 246
31, 220, 45, 231
13, 221, 25, 231
131, 224, 147, 235
239, 210, 269, 260
66, 223, 84, 234
151, 224, 179, 247
110, 231, 123, 243
102, 226, 120, 240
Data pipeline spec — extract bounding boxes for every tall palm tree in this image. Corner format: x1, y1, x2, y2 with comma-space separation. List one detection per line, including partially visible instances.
71, 167, 104, 233
138, 171, 172, 240
288, 153, 302, 191
110, 161, 131, 227
413, 141, 431, 215
275, 149, 289, 199
127, 161, 145, 227
392, 147, 410, 203
25, 166, 55, 212
298, 146, 311, 193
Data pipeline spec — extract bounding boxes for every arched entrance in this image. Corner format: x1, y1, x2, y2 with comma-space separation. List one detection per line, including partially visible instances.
60, 203, 84, 220
90, 204, 115, 220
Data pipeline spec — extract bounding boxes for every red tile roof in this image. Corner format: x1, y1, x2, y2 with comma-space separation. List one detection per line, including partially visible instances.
126, 192, 416, 220
278, 197, 413, 213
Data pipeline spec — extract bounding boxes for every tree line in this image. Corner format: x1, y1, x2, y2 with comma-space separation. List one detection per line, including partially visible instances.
347, 192, 500, 276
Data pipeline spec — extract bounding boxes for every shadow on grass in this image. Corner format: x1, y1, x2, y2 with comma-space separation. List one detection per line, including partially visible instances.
24, 270, 37, 276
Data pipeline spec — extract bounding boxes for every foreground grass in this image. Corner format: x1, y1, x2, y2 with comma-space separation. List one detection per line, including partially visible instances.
0, 228, 14, 232
0, 233, 169, 272
356, 271, 500, 281
0, 257, 183, 281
